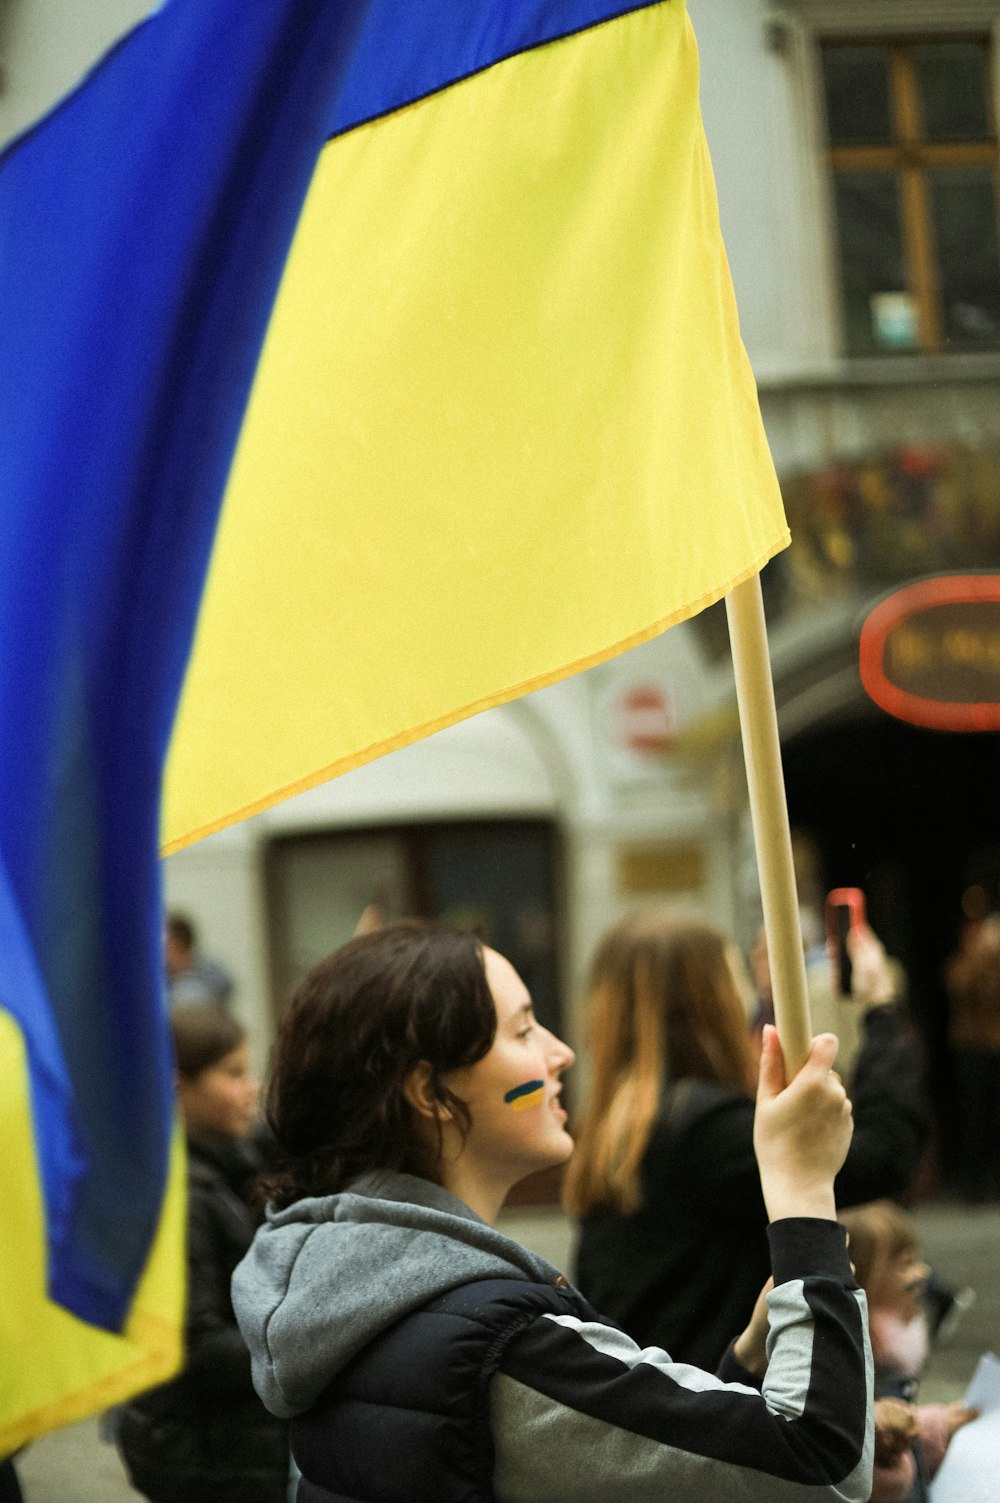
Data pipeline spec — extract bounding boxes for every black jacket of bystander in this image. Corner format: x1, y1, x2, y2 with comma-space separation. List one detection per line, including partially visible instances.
118, 1131, 288, 1503
574, 1002, 929, 1369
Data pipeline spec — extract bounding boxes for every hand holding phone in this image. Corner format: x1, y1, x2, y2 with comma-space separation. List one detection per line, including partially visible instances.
825, 888, 866, 996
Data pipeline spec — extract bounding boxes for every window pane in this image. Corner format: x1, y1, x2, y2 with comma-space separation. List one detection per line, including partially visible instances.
915, 42, 992, 143
821, 46, 893, 147
832, 173, 909, 352
930, 166, 1000, 345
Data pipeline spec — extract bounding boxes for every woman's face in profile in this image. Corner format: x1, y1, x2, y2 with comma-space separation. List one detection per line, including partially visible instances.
443, 947, 575, 1185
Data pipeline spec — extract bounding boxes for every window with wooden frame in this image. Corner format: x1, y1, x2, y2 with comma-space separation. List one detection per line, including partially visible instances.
819, 35, 1000, 354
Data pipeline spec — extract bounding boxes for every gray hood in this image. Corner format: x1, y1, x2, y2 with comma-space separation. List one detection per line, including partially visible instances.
231, 1170, 565, 1419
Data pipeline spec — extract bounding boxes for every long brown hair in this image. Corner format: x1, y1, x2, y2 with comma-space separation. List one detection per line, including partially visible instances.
563, 908, 755, 1216
260, 921, 496, 1209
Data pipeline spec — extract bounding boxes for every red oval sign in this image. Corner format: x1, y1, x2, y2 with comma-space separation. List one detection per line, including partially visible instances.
860, 575, 1000, 732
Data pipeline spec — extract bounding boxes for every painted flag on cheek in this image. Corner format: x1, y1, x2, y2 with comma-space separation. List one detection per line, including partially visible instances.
505, 1081, 547, 1113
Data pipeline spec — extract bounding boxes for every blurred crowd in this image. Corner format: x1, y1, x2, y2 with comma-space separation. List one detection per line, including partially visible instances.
7, 898, 998, 1503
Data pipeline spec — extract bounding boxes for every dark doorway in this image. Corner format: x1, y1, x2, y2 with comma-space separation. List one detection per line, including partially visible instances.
782, 714, 1000, 1188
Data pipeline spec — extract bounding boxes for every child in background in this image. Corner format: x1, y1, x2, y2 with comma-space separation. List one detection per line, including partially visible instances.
839, 1201, 977, 1503
118, 1006, 288, 1503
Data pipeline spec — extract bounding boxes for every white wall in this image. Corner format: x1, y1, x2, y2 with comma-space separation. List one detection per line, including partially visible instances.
0, 0, 156, 150
689, 0, 838, 377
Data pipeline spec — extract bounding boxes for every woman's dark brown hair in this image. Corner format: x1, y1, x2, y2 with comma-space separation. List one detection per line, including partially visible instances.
260, 921, 496, 1208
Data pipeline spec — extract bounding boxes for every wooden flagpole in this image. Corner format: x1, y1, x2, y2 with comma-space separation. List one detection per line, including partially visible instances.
725, 571, 812, 1072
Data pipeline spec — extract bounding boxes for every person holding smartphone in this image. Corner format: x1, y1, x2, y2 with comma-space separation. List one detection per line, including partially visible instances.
568, 906, 928, 1371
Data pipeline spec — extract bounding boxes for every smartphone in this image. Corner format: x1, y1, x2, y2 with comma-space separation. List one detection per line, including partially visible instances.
825, 888, 866, 996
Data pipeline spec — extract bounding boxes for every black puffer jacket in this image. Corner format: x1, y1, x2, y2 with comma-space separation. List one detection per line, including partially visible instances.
232, 1172, 873, 1503
574, 1002, 930, 1370
118, 1131, 288, 1503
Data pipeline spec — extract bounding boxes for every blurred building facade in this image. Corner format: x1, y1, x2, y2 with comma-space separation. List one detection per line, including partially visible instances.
693, 0, 1000, 1176
5, 0, 1000, 1170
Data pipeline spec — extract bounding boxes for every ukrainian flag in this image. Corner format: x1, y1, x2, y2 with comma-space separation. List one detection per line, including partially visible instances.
1, 0, 786, 1450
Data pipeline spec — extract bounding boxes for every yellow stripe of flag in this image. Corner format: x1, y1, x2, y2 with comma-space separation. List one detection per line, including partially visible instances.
163, 1, 785, 851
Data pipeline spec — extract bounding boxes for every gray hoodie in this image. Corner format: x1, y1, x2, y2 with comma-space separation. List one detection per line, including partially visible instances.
231, 1170, 561, 1419
232, 1172, 874, 1503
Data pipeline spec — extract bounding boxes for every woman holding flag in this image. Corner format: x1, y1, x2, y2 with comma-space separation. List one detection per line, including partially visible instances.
233, 920, 873, 1502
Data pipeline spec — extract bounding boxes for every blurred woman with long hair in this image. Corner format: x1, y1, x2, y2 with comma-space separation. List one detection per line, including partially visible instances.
566, 906, 928, 1369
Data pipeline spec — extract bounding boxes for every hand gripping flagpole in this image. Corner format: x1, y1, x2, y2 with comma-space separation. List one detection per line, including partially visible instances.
725, 571, 812, 1073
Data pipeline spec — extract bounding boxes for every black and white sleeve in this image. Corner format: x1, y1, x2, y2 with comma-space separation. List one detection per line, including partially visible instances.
490, 1219, 872, 1503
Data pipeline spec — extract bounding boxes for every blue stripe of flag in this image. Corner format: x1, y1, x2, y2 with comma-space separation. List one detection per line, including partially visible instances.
0, 0, 370, 1331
